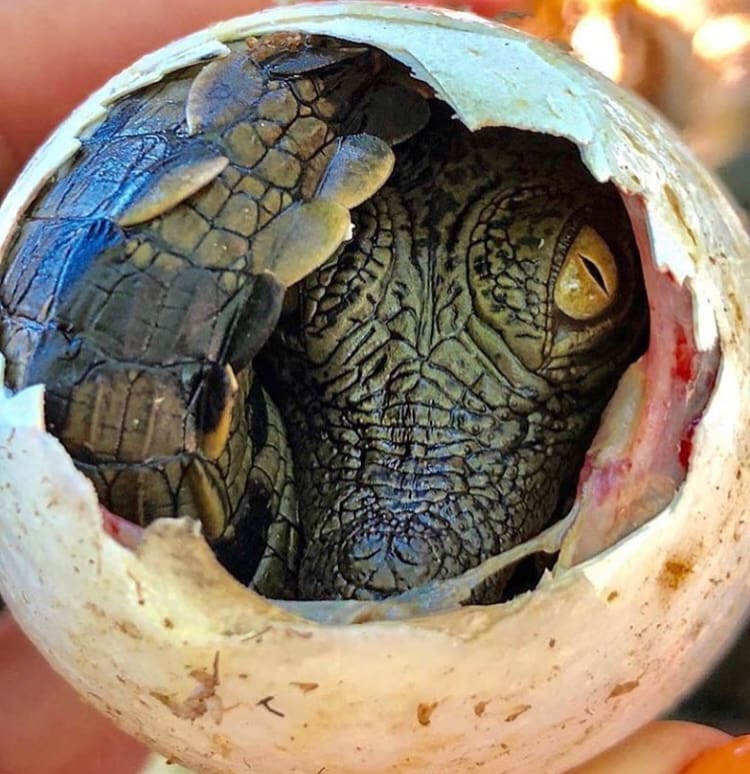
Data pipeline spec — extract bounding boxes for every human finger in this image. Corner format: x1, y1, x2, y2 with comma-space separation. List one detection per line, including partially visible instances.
567, 721, 732, 774
0, 612, 148, 774
683, 734, 750, 774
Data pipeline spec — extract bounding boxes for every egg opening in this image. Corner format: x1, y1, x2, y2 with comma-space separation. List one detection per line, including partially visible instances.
0, 28, 722, 623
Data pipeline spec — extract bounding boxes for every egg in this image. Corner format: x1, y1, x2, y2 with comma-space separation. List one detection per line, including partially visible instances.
1, 4, 749, 772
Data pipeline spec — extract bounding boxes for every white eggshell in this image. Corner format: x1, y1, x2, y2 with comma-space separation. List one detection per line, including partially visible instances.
1, 4, 749, 773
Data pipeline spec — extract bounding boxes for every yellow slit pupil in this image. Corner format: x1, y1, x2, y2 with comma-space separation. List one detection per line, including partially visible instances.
554, 226, 618, 320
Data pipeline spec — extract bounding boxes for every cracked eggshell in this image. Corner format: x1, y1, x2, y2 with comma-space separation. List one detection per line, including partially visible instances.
1, 4, 750, 773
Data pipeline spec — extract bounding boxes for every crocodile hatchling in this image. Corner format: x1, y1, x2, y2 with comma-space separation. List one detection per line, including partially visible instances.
0, 33, 646, 602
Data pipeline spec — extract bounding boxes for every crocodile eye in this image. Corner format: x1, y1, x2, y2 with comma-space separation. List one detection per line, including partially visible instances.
554, 225, 618, 320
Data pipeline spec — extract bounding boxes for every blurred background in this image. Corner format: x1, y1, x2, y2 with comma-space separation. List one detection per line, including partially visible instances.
499, 0, 750, 174
1, 0, 749, 770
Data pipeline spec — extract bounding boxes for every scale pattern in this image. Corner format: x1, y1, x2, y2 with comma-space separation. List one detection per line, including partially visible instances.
264, 107, 645, 599
0, 38, 645, 601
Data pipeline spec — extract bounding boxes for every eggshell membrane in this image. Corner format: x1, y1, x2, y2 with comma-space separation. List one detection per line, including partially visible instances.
1, 4, 750, 772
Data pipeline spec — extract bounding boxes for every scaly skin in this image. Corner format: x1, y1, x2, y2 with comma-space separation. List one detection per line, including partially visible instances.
263, 105, 645, 600
0, 35, 407, 597
0, 38, 645, 601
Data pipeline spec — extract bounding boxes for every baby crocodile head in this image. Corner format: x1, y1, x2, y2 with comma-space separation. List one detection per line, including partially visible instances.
256, 104, 645, 601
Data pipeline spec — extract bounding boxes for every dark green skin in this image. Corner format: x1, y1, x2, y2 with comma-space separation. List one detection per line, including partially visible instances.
0, 37, 645, 602
0, 35, 401, 597
263, 105, 645, 600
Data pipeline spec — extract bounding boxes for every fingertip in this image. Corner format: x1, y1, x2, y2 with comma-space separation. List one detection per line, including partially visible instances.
568, 720, 731, 774
682, 734, 750, 774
